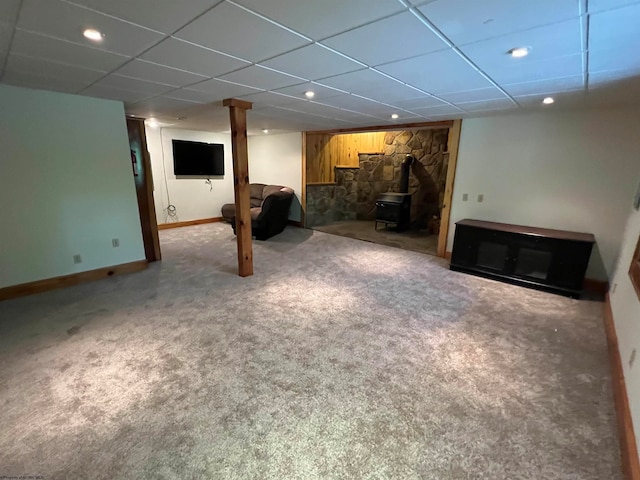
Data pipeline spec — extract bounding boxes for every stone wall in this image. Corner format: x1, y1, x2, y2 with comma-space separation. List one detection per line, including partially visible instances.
340, 129, 448, 227
306, 128, 449, 229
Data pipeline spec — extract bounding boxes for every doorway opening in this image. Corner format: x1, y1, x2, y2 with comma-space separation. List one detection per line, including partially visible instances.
303, 121, 461, 257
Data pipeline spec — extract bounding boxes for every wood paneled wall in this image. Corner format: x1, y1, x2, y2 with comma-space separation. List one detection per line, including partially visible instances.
306, 132, 387, 183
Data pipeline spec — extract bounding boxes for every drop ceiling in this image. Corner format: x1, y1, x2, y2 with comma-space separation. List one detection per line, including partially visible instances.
1, 0, 639, 134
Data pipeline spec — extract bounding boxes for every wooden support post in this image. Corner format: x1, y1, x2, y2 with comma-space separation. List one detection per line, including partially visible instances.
437, 119, 462, 259
223, 98, 253, 277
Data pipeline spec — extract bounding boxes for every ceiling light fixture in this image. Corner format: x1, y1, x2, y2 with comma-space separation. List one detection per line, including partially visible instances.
542, 97, 555, 105
83, 28, 104, 42
508, 47, 530, 58
391, 113, 399, 119
262, 129, 269, 134
304, 91, 315, 99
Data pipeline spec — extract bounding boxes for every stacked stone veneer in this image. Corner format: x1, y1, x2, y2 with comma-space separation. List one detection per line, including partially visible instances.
306, 128, 449, 228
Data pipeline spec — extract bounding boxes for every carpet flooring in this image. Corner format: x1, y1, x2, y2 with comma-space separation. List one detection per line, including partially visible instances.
0, 223, 621, 479
313, 220, 438, 256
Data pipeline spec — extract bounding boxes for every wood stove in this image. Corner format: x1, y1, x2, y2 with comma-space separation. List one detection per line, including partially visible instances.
375, 193, 412, 231
374, 154, 414, 232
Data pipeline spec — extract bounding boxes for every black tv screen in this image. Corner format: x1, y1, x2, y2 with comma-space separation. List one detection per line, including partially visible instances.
172, 139, 224, 176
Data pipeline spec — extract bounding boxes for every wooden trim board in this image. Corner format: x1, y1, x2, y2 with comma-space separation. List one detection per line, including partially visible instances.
158, 217, 224, 230
604, 294, 640, 480
0, 260, 148, 302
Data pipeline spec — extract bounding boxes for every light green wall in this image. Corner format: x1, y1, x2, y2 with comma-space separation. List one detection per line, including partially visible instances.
0, 84, 145, 288
610, 203, 640, 462
448, 107, 640, 281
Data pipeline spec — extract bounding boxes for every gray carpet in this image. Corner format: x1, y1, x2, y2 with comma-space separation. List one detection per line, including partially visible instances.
0, 223, 621, 479
313, 220, 438, 256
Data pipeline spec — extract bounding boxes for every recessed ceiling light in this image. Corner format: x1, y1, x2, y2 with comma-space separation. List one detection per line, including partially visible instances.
391, 113, 399, 119
508, 47, 530, 58
83, 28, 104, 42
262, 129, 269, 134
542, 97, 555, 105
304, 91, 315, 99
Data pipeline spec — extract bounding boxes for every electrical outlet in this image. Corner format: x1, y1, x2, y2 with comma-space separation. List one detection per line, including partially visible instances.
462, 193, 468, 201
73, 254, 82, 264
630, 348, 637, 369
477, 194, 484, 203
112, 238, 120, 248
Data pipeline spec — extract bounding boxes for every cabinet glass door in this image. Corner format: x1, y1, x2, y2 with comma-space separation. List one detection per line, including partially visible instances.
514, 247, 552, 280
476, 241, 509, 271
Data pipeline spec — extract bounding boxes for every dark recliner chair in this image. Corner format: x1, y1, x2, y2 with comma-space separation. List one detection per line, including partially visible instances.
221, 184, 295, 240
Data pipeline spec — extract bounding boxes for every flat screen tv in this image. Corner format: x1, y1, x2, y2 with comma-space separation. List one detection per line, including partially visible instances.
172, 139, 224, 176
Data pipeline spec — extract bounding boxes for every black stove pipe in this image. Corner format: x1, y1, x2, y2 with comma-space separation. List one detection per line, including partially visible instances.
399, 155, 415, 193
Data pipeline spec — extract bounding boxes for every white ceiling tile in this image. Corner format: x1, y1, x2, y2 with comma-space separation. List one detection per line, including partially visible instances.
174, 2, 309, 63
455, 98, 516, 112
514, 90, 586, 108
589, 0, 640, 13
3, 69, 90, 94
164, 88, 216, 104
317, 94, 398, 116
185, 78, 262, 99
250, 109, 338, 130
589, 45, 640, 75
5, 54, 106, 86
81, 84, 153, 103
0, 0, 21, 20
64, 0, 222, 34
437, 87, 509, 103
408, 104, 465, 115
0, 22, 13, 56
114, 59, 207, 88
323, 11, 448, 66
317, 69, 406, 96
479, 53, 583, 85
502, 75, 584, 96
92, 74, 174, 96
460, 18, 583, 71
125, 96, 200, 116
261, 44, 364, 80
377, 49, 493, 94
589, 3, 640, 54
235, 91, 302, 109
232, 0, 404, 40
419, 0, 580, 45
140, 38, 249, 78
11, 29, 130, 72
218, 65, 305, 90
589, 69, 640, 87
273, 82, 345, 100
391, 96, 449, 109
282, 101, 347, 118
18, 0, 164, 57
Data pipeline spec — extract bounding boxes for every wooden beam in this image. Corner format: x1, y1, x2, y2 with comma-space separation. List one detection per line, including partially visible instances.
224, 98, 253, 277
305, 120, 454, 135
301, 132, 307, 228
437, 119, 462, 258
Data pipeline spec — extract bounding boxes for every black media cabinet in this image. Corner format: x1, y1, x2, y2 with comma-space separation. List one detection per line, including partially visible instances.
450, 219, 595, 298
